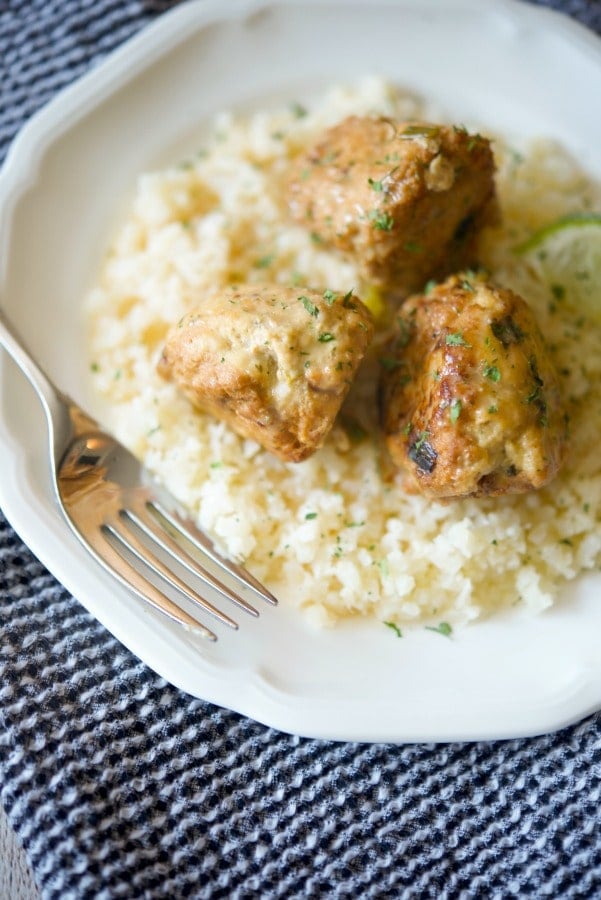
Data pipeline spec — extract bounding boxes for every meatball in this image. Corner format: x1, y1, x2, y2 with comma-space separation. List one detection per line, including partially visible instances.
157, 284, 374, 463
379, 274, 568, 499
288, 116, 497, 296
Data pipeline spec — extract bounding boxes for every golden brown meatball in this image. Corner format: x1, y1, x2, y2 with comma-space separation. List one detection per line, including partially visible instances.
158, 284, 374, 463
288, 116, 497, 296
379, 273, 568, 499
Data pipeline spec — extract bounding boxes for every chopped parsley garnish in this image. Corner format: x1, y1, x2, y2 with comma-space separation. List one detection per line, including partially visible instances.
290, 101, 308, 118
369, 210, 395, 231
342, 289, 356, 308
426, 621, 453, 637
254, 254, 274, 269
384, 621, 403, 638
318, 332, 335, 342
467, 134, 483, 152
445, 332, 471, 347
323, 289, 338, 304
396, 316, 412, 348
483, 363, 501, 382
305, 512, 318, 520
300, 295, 319, 317
450, 399, 462, 423
368, 177, 385, 192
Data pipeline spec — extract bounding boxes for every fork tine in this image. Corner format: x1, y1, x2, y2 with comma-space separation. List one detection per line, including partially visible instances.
82, 526, 218, 639
123, 499, 259, 617
148, 499, 278, 606
103, 518, 238, 630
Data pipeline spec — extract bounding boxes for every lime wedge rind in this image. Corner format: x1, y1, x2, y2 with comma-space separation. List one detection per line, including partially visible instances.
512, 211, 601, 320
515, 213, 601, 255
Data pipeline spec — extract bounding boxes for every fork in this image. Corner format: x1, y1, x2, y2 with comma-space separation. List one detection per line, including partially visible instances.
0, 308, 277, 640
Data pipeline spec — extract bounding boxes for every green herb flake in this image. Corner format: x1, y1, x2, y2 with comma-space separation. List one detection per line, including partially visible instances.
483, 364, 501, 382
305, 512, 318, 520
254, 254, 274, 269
551, 283, 566, 301
318, 332, 335, 343
395, 316, 412, 348
369, 210, 395, 231
342, 288, 356, 307
368, 177, 385, 192
384, 621, 403, 638
445, 332, 471, 347
290, 101, 308, 118
300, 295, 319, 317
426, 621, 453, 637
450, 399, 462, 423
323, 289, 338, 304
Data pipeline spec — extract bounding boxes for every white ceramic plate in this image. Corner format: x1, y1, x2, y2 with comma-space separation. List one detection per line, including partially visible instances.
1, 0, 601, 743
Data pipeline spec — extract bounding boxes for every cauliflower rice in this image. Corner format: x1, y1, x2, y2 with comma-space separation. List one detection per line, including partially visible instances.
86, 78, 601, 629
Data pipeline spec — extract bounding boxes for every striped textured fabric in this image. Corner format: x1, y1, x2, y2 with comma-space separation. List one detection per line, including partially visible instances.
1, 1, 601, 897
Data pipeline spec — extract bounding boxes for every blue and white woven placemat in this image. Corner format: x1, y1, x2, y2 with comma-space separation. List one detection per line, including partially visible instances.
1, 2, 601, 897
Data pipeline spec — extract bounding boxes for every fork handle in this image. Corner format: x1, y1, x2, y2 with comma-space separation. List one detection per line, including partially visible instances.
0, 306, 68, 462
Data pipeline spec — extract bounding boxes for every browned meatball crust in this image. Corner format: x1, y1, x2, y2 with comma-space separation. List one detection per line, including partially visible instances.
288, 116, 497, 295
379, 274, 568, 499
157, 284, 374, 463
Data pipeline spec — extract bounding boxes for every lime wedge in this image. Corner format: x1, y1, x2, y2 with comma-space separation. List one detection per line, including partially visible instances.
515, 213, 601, 320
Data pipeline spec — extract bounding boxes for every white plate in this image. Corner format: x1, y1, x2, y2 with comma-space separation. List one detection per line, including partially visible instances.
1, 0, 601, 743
